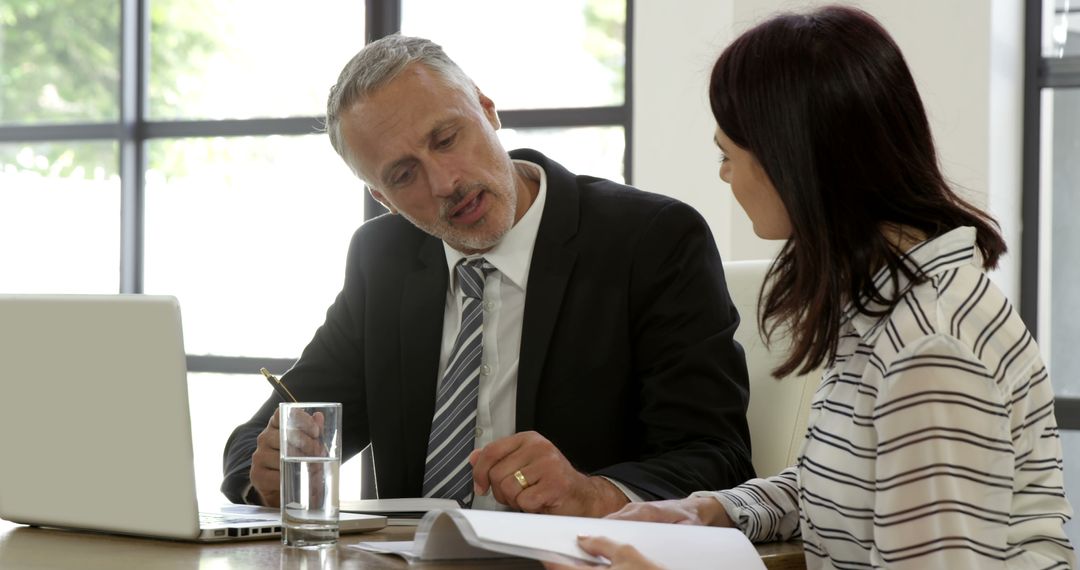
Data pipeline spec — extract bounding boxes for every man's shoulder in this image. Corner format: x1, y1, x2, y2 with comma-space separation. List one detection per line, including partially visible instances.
348, 213, 432, 258
512, 147, 705, 232
511, 147, 683, 209
574, 176, 703, 230
577, 175, 679, 207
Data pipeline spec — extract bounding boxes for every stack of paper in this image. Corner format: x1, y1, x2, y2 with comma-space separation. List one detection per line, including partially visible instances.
351, 508, 767, 569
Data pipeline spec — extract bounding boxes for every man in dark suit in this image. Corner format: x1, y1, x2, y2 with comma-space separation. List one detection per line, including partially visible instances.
222, 35, 753, 518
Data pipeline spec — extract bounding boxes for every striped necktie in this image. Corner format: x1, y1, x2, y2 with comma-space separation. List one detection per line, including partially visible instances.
422, 258, 495, 504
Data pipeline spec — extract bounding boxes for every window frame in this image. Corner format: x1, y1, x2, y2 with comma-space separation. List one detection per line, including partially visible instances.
0, 0, 634, 377
1022, 1, 1080, 429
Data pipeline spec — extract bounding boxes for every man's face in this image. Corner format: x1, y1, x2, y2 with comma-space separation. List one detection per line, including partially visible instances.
339, 64, 523, 254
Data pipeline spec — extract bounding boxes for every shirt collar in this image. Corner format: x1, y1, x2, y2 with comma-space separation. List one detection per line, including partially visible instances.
843, 226, 980, 337
443, 159, 547, 292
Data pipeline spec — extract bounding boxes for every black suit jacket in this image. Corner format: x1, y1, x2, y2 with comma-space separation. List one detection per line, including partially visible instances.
222, 149, 754, 503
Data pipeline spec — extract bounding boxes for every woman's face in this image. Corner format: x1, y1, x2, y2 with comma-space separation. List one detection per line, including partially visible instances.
714, 126, 793, 240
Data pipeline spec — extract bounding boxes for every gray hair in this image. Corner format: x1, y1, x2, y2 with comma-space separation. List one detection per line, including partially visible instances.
325, 34, 476, 176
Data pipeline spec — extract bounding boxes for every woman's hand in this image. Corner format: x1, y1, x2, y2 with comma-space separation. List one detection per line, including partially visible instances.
542, 535, 666, 570
605, 496, 734, 527
541, 498, 736, 570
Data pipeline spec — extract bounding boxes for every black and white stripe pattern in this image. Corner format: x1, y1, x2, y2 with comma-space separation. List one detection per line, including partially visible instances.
699, 227, 1075, 568
422, 258, 494, 504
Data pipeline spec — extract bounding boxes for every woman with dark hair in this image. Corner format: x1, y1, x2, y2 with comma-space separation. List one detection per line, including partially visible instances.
547, 5, 1074, 569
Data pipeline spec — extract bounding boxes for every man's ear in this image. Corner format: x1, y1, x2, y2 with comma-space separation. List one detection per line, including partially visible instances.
367, 186, 397, 214
478, 90, 501, 130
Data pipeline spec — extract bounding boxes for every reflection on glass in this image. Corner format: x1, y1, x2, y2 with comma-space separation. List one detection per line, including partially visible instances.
0, 142, 119, 293
1047, 88, 1080, 396
149, 0, 365, 119
403, 0, 625, 109
0, 1, 119, 125
499, 126, 625, 184
279, 545, 340, 570
144, 135, 364, 358
1046, 0, 1080, 57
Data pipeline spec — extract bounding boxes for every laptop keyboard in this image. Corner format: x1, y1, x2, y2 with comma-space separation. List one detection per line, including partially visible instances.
199, 512, 275, 525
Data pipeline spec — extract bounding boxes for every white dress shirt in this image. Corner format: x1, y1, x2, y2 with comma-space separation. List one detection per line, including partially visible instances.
440, 160, 639, 510
440, 160, 544, 511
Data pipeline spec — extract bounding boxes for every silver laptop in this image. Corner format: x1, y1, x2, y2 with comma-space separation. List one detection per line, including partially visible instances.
0, 294, 385, 542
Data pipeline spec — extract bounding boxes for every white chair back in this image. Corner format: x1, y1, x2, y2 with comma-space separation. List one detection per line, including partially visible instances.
724, 259, 819, 477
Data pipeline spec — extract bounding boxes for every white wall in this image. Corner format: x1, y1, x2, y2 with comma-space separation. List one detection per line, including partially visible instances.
633, 0, 1025, 299
631, 0, 745, 258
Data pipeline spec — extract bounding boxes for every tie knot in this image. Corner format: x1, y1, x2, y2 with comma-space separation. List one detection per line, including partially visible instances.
456, 258, 495, 300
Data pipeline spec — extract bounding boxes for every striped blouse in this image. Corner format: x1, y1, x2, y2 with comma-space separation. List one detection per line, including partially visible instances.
698, 227, 1075, 568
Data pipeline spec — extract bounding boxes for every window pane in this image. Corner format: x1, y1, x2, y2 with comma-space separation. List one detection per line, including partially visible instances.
499, 126, 625, 184
402, 0, 625, 110
0, 1, 119, 124
1044, 1, 1080, 57
0, 142, 119, 293
1044, 88, 1080, 396
187, 373, 270, 506
148, 0, 365, 120
144, 135, 364, 358
188, 372, 365, 506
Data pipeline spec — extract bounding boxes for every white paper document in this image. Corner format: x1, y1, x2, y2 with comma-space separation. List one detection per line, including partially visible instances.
340, 497, 460, 526
350, 508, 767, 569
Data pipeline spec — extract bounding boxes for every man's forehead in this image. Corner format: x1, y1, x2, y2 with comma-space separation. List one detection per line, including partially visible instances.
349, 101, 467, 151
348, 72, 473, 137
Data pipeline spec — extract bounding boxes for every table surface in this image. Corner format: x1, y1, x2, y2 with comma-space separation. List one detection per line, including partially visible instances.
0, 518, 806, 570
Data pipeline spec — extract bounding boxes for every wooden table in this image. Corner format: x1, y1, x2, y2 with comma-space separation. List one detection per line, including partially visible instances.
0, 519, 805, 569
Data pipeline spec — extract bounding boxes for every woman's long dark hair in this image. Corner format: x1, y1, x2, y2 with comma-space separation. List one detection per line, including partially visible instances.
709, 5, 1006, 377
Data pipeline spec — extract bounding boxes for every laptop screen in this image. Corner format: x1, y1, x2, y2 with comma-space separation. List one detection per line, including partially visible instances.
0, 295, 203, 540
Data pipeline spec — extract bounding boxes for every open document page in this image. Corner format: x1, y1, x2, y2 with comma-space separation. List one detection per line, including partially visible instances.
350, 508, 767, 569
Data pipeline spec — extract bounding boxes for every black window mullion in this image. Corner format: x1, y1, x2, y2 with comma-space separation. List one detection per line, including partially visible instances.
119, 0, 148, 294
187, 355, 296, 375
0, 123, 121, 142
498, 106, 626, 129
1058, 400, 1080, 430
1021, 0, 1042, 334
366, 0, 401, 44
142, 117, 325, 139
359, 0, 402, 222
1023, 0, 1080, 431
1041, 57, 1080, 88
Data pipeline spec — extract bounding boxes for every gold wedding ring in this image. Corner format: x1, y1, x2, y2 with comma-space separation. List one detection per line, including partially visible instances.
513, 469, 529, 489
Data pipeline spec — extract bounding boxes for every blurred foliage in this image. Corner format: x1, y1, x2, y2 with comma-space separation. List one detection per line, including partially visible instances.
0, 0, 219, 178
584, 0, 626, 100
0, 0, 627, 180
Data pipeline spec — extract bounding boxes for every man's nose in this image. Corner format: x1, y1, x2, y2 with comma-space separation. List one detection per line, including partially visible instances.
427, 159, 459, 198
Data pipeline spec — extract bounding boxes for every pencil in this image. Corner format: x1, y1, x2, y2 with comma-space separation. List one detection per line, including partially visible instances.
260, 367, 298, 403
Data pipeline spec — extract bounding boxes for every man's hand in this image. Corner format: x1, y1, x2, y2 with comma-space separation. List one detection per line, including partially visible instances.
469, 431, 629, 517
249, 408, 327, 508
249, 409, 283, 507
605, 496, 734, 527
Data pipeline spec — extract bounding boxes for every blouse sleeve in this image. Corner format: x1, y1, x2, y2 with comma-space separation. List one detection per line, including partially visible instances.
691, 467, 802, 543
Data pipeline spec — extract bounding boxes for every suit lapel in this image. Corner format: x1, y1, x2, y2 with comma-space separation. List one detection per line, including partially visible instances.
514, 149, 580, 431
399, 236, 447, 491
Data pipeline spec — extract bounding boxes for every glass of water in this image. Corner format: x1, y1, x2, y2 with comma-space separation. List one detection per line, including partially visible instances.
279, 402, 342, 548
